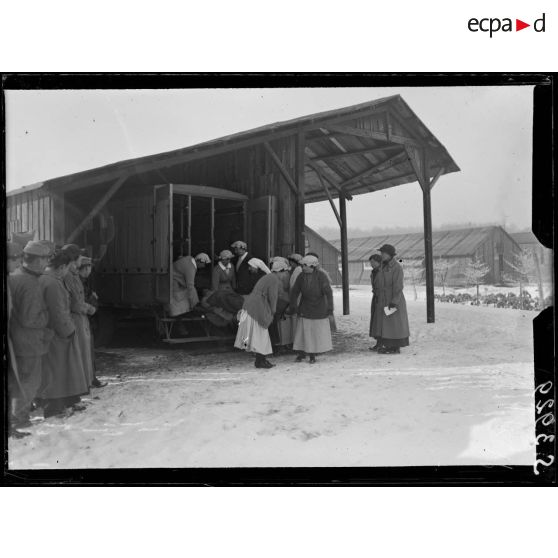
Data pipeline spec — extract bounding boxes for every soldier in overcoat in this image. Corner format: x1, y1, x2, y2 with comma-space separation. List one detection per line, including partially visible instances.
62, 244, 96, 388
8, 240, 53, 431
40, 250, 89, 418
375, 244, 410, 354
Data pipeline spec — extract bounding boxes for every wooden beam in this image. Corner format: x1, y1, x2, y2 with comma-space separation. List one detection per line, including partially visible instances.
311, 164, 342, 227
327, 124, 421, 148
405, 146, 428, 190
339, 195, 350, 315
309, 145, 400, 163
428, 166, 445, 191
263, 141, 298, 195
338, 150, 407, 189
67, 176, 127, 243
304, 150, 353, 201
295, 130, 306, 254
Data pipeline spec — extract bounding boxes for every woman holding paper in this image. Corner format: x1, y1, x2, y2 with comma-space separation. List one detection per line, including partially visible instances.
375, 244, 410, 354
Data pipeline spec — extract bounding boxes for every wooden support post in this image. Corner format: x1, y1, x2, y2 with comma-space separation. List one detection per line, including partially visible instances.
422, 182, 435, 323
295, 130, 306, 254
67, 176, 127, 243
339, 194, 350, 315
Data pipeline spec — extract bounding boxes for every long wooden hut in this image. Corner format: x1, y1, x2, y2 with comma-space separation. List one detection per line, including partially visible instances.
332, 226, 522, 286
6, 94, 459, 325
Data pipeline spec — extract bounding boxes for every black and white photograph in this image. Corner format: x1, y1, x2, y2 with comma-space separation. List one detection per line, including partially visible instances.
3, 80, 554, 476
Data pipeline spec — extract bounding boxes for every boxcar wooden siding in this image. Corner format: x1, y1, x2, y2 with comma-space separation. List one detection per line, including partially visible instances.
6, 190, 53, 241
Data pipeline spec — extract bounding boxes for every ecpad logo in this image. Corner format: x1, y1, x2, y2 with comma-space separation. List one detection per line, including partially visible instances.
468, 13, 546, 37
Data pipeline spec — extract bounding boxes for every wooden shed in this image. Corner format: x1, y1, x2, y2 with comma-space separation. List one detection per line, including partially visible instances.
6, 94, 459, 323
304, 226, 342, 285
331, 226, 522, 286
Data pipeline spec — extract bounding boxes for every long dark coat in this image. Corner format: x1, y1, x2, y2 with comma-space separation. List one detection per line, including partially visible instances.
64, 269, 95, 386
235, 253, 264, 295
40, 271, 89, 400
8, 267, 52, 357
369, 268, 382, 338
375, 258, 410, 341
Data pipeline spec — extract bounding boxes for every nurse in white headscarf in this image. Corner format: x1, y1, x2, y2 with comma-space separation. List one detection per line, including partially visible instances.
234, 258, 280, 368
287, 254, 333, 364
166, 253, 210, 317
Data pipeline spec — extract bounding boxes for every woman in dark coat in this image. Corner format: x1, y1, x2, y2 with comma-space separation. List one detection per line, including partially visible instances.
40, 250, 89, 418
288, 255, 333, 364
211, 249, 237, 292
368, 253, 383, 351
375, 244, 410, 354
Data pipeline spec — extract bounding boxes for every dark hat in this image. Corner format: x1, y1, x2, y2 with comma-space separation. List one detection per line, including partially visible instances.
23, 240, 54, 257
62, 243, 81, 261
378, 244, 396, 257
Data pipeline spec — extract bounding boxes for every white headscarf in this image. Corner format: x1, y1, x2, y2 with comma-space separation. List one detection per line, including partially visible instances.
271, 257, 290, 272
248, 258, 271, 274
231, 240, 247, 250
194, 253, 211, 264
301, 255, 319, 267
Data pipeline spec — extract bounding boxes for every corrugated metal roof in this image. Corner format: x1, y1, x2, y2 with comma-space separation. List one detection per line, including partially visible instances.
8, 95, 459, 203
330, 226, 513, 260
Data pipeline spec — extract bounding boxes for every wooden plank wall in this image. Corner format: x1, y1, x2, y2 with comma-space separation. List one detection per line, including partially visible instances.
176, 139, 298, 257
6, 190, 54, 241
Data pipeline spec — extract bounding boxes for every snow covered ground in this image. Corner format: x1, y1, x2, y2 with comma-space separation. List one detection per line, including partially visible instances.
8, 286, 537, 469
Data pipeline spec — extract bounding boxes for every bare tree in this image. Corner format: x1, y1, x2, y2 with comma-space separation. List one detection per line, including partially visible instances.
401, 259, 424, 301
433, 258, 457, 295
463, 257, 490, 300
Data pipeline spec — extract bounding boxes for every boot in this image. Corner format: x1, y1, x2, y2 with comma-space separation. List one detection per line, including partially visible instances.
309, 354, 316, 364
91, 377, 107, 388
255, 354, 274, 369
295, 352, 306, 362
369, 342, 381, 352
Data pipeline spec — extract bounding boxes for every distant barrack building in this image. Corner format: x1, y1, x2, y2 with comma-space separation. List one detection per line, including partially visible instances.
304, 226, 342, 284
330, 226, 525, 286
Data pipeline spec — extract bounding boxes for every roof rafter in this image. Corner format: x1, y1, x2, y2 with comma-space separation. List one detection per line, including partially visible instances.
338, 150, 408, 189
326, 124, 422, 149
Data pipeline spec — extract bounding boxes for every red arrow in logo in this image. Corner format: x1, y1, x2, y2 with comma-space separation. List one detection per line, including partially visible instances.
516, 19, 530, 31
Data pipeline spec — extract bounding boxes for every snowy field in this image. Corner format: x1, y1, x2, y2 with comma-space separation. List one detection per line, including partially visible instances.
8, 285, 537, 469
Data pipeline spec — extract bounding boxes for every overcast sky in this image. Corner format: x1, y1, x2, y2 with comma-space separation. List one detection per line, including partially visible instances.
5, 86, 534, 231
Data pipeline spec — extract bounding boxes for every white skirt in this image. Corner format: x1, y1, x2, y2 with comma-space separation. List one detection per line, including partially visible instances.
234, 310, 273, 356
293, 317, 333, 354
277, 314, 297, 346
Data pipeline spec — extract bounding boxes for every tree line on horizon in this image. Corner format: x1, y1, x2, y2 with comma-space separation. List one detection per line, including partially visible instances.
313, 221, 530, 241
